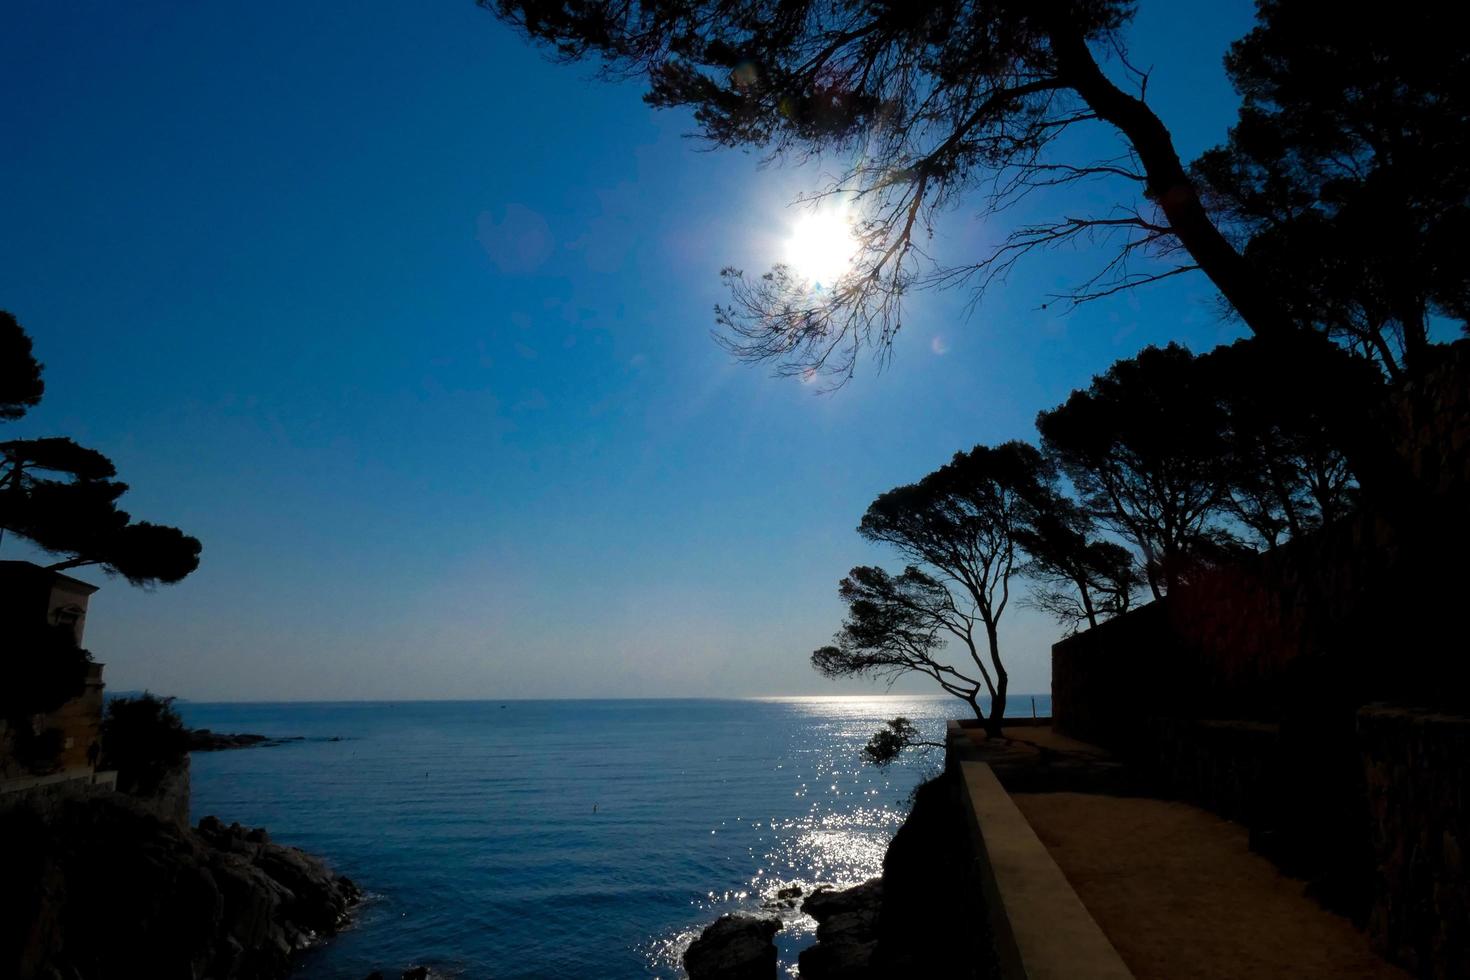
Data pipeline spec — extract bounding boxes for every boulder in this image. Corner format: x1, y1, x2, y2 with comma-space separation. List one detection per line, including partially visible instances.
801, 879, 881, 924
797, 938, 879, 980
682, 912, 781, 980
0, 790, 359, 980
760, 883, 805, 911
797, 880, 883, 979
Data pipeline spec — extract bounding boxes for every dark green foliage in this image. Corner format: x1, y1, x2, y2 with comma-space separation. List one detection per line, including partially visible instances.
820, 442, 1058, 739
1204, 338, 1379, 547
0, 622, 91, 723
0, 311, 44, 421
490, 0, 1454, 538
1017, 501, 1139, 634
863, 716, 938, 768
495, 1, 1130, 157
814, 566, 952, 683
0, 325, 202, 587
1012, 475, 1138, 634
1037, 343, 1241, 598
0, 437, 115, 481
99, 694, 191, 796
1194, 0, 1470, 376
0, 439, 202, 586
490, 0, 1297, 383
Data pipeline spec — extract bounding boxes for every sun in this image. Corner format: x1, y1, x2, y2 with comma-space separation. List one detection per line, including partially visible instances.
785, 206, 858, 289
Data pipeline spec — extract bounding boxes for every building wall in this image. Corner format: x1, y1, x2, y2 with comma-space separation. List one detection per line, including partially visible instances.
42, 663, 105, 771
1049, 343, 1470, 976
46, 579, 96, 645
0, 563, 103, 782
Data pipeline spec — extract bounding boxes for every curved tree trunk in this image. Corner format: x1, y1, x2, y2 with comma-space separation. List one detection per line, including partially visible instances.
1048, 14, 1431, 529
984, 625, 1008, 738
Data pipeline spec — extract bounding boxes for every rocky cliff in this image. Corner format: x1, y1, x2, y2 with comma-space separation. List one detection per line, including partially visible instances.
685, 770, 996, 979
801, 769, 996, 978
0, 786, 359, 980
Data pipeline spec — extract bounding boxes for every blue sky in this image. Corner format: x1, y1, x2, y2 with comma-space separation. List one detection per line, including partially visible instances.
2, 0, 1258, 700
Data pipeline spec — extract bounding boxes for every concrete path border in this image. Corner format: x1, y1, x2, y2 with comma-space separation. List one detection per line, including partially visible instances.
950, 723, 1135, 980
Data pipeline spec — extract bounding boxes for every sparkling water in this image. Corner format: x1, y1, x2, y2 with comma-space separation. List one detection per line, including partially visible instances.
180, 695, 1048, 978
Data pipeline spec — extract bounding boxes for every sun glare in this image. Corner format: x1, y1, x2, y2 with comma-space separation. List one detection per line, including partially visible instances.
785, 207, 858, 289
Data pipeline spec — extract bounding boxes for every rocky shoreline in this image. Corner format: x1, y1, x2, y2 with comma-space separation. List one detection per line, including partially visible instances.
187, 729, 344, 751
4, 763, 971, 979
683, 770, 995, 979
0, 786, 360, 980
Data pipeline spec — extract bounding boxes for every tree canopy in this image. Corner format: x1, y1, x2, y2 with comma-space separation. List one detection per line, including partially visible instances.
1036, 343, 1239, 598
1013, 488, 1137, 634
1193, 0, 1470, 378
0, 315, 201, 587
488, 0, 1467, 386
818, 441, 1068, 735
99, 694, 191, 796
1, 311, 45, 421
1204, 338, 1370, 548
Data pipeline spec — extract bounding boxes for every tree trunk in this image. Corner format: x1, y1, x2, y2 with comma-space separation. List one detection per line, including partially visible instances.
1046, 19, 1293, 344
984, 626, 1008, 738
1048, 17, 1435, 534
1074, 574, 1098, 629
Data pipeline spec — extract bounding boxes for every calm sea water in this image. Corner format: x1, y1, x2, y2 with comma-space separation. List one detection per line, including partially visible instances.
179, 695, 1049, 978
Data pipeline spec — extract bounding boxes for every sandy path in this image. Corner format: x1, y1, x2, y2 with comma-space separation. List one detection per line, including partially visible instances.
1012, 792, 1409, 980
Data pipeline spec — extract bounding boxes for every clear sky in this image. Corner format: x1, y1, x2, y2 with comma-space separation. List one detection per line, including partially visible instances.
1, 0, 1258, 701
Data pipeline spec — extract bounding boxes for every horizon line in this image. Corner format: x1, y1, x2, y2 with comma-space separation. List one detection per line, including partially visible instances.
146, 692, 1050, 706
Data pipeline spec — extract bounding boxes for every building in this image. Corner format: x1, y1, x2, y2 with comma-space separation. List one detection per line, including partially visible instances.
0, 560, 116, 793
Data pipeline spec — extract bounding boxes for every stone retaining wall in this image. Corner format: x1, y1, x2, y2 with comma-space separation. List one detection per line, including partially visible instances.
1359, 705, 1470, 979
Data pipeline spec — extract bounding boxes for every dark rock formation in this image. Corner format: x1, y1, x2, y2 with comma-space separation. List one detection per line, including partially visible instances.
188, 729, 293, 751
797, 880, 882, 979
796, 771, 997, 979
142, 755, 193, 827
682, 912, 781, 980
0, 788, 359, 980
759, 883, 805, 912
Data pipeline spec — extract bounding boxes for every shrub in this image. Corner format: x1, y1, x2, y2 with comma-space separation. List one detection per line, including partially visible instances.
99, 693, 190, 795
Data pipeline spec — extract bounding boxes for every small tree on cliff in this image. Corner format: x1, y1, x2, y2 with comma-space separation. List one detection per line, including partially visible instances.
814, 442, 1050, 739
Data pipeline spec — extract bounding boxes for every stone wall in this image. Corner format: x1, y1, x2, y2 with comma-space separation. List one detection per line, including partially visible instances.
1359, 705, 1470, 979
1146, 718, 1281, 827
1050, 601, 1175, 749
1049, 343, 1470, 975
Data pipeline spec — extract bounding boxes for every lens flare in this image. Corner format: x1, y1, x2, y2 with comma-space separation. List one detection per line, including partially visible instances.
785, 207, 858, 289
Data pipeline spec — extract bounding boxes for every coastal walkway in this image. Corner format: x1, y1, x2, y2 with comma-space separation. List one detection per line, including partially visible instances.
949, 722, 1409, 980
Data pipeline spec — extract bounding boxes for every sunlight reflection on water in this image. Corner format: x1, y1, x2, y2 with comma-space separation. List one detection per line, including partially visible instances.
639, 696, 957, 977
183, 695, 1046, 978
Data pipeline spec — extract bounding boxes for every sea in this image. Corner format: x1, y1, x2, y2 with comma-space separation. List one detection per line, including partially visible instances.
178, 695, 1050, 978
